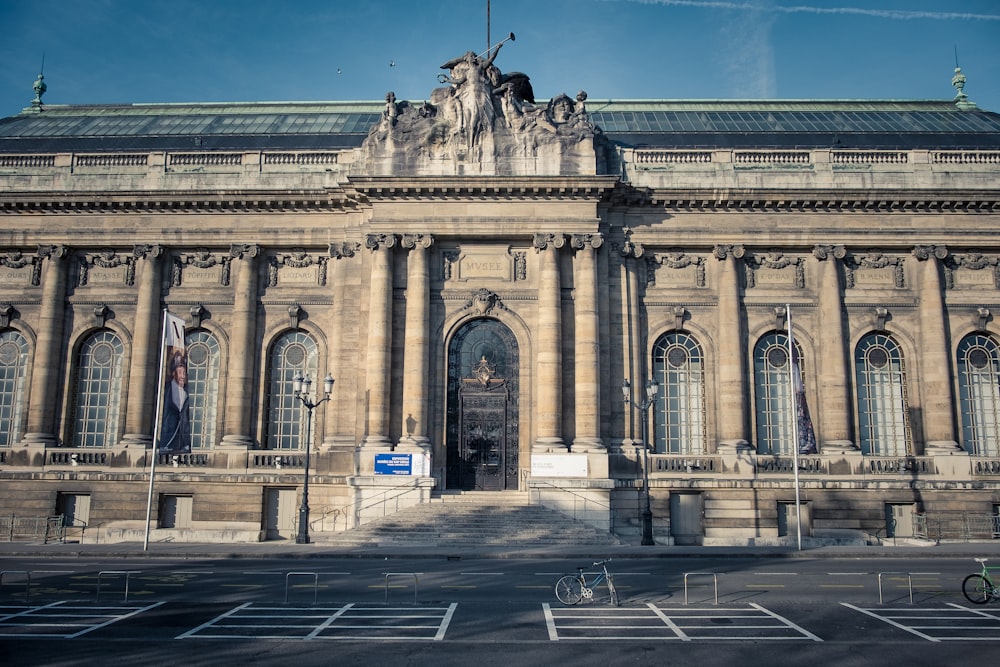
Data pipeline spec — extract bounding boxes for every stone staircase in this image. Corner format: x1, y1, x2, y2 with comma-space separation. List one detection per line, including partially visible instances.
312, 491, 622, 548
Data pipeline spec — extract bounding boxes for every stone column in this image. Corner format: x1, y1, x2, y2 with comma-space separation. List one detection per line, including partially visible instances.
913, 245, 960, 452
323, 242, 359, 450
122, 244, 164, 448
618, 240, 644, 446
398, 234, 433, 454
533, 233, 566, 452
813, 244, 855, 451
21, 244, 70, 447
220, 244, 260, 448
360, 233, 396, 450
714, 244, 750, 450
571, 233, 603, 452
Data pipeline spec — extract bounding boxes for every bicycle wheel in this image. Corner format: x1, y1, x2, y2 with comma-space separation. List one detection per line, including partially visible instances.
962, 574, 990, 604
555, 575, 584, 605
607, 575, 620, 607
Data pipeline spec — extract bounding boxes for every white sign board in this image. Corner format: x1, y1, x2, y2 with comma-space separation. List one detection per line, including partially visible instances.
530, 453, 589, 478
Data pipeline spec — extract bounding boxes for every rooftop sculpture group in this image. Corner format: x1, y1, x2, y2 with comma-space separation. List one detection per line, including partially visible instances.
361, 34, 608, 176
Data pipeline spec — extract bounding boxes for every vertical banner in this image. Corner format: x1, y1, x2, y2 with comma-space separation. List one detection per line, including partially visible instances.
157, 312, 190, 453
787, 318, 818, 455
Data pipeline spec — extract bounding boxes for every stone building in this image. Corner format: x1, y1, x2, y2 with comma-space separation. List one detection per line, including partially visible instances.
0, 51, 998, 545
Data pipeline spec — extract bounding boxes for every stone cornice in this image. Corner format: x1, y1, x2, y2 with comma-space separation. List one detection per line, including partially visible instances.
632, 188, 1000, 213
0, 189, 363, 214
348, 175, 619, 201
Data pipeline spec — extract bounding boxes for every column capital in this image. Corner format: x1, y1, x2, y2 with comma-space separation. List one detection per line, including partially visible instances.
329, 240, 361, 259
713, 244, 745, 260
37, 244, 70, 260
401, 233, 434, 249
813, 244, 846, 260
365, 233, 398, 250
230, 243, 261, 259
912, 244, 949, 261
133, 244, 164, 259
570, 233, 603, 251
533, 233, 565, 251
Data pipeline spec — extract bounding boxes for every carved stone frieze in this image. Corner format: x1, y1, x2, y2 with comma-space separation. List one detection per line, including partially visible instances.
0, 250, 40, 287
173, 249, 233, 287
845, 250, 904, 289
268, 250, 329, 287
648, 250, 706, 287
745, 250, 804, 289
77, 249, 136, 287
944, 251, 1000, 289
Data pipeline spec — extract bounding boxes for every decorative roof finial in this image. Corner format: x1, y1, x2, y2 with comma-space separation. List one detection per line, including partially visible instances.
31, 54, 46, 112
951, 47, 976, 110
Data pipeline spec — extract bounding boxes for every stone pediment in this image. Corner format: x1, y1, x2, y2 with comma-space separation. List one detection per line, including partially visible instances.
359, 37, 609, 177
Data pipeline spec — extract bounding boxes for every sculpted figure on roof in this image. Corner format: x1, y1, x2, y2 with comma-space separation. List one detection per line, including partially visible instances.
360, 34, 607, 177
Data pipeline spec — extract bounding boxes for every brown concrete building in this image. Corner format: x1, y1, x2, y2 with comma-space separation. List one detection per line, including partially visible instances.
1, 56, 998, 545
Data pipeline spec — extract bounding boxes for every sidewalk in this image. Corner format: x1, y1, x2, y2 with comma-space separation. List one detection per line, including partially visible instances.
2, 538, 999, 561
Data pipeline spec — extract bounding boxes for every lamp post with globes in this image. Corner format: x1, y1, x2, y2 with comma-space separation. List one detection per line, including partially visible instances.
622, 377, 659, 546
292, 373, 334, 545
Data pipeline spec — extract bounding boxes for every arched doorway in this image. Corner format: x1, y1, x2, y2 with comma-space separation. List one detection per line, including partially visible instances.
446, 318, 520, 490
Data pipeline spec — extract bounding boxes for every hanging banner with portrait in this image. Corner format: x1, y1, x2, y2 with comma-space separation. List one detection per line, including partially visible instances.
157, 312, 191, 453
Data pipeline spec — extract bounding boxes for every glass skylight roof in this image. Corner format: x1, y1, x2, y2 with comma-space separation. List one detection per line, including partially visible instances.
1, 100, 997, 151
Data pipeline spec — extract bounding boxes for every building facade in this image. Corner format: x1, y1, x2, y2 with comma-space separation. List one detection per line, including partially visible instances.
1, 56, 999, 544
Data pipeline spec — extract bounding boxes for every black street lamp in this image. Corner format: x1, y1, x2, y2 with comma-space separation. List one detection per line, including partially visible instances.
622, 377, 659, 546
292, 372, 334, 545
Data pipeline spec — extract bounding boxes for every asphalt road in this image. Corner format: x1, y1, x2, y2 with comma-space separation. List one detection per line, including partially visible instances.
1, 554, 996, 666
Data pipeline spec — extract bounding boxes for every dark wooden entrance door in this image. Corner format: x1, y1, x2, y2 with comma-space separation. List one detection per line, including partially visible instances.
459, 388, 507, 491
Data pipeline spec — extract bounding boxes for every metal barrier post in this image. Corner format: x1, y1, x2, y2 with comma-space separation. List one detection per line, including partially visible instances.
0, 570, 31, 602
97, 570, 137, 602
284, 572, 319, 605
877, 572, 913, 604
384, 573, 419, 604
683, 572, 719, 605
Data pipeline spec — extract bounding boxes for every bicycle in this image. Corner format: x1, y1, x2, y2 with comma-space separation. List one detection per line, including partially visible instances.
555, 559, 619, 606
962, 557, 1000, 604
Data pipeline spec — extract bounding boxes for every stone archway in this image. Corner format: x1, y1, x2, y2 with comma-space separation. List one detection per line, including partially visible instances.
446, 318, 519, 490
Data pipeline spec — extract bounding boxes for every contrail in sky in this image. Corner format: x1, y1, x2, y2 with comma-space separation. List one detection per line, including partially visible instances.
622, 0, 1000, 21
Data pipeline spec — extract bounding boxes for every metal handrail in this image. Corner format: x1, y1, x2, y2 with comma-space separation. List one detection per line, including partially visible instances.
530, 480, 623, 536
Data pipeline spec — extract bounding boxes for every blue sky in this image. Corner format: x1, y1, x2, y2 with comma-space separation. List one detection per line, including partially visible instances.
1, 0, 998, 116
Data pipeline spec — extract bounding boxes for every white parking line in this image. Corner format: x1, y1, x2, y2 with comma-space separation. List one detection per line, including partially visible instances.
179, 602, 457, 640
544, 603, 822, 641
0, 600, 165, 638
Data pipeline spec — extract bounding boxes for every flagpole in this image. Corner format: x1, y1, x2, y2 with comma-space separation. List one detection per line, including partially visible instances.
143, 309, 172, 552
787, 304, 803, 551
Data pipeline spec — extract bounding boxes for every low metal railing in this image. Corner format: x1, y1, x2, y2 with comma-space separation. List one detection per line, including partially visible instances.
0, 514, 65, 543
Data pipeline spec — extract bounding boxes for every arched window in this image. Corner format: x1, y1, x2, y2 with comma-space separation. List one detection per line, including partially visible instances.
71, 330, 125, 448
753, 332, 802, 454
855, 332, 911, 455
266, 331, 319, 450
185, 330, 221, 449
0, 330, 30, 447
957, 333, 1000, 457
651, 331, 706, 454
